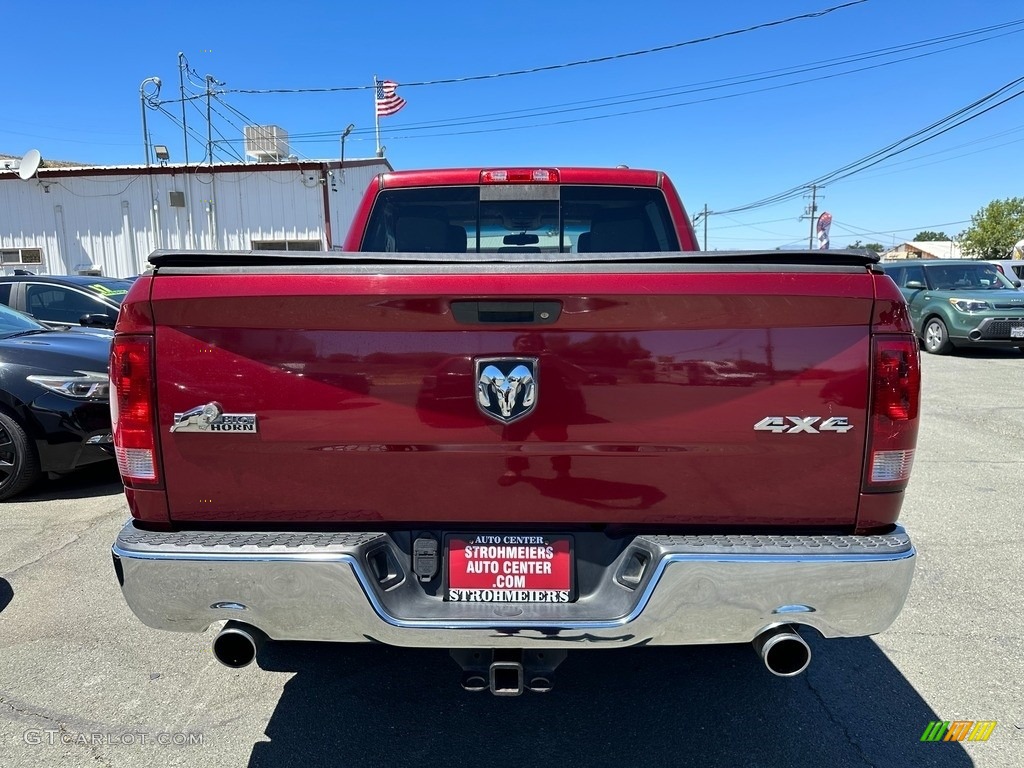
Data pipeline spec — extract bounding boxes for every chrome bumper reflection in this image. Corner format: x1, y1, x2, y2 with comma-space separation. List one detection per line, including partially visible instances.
112, 522, 916, 648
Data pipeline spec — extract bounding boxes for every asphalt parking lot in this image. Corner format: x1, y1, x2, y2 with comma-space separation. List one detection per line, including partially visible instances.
1, 350, 1022, 768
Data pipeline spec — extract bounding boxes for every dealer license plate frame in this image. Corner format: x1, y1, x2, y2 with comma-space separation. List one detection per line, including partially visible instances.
445, 533, 575, 603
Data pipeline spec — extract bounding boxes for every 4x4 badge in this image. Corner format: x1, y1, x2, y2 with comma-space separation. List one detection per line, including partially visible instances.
475, 357, 538, 424
753, 416, 852, 434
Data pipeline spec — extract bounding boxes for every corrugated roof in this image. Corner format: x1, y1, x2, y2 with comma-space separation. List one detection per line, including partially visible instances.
0, 156, 392, 181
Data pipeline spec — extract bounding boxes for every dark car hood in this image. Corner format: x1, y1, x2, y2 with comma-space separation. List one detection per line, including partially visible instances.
64, 325, 116, 340
0, 330, 111, 372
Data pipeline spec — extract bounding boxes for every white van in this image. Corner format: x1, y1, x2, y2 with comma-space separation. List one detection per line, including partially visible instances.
987, 260, 1024, 288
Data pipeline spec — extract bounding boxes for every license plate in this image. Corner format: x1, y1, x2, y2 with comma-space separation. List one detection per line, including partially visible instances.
1011, 326, 1024, 339
447, 534, 573, 603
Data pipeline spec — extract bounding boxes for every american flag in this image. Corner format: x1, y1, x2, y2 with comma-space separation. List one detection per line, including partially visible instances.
375, 80, 407, 117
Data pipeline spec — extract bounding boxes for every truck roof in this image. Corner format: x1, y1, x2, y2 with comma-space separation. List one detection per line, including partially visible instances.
378, 167, 664, 189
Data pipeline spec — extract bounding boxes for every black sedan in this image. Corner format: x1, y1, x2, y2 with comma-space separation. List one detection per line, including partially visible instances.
0, 274, 133, 331
0, 303, 113, 500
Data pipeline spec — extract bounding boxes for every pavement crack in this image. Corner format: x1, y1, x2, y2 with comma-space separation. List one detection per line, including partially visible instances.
1, 692, 65, 727
1, 507, 120, 580
804, 674, 876, 768
2, 693, 113, 766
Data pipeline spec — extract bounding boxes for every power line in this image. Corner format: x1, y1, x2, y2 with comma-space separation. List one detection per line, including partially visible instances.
852, 132, 1024, 182
832, 219, 972, 240
714, 75, 1024, 216
223, 1, 869, 94
230, 19, 1024, 145
825, 85, 1024, 186
151, 103, 213, 159
714, 216, 796, 230
184, 96, 237, 165
207, 117, 247, 163
237, 25, 1023, 150
182, 17, 1024, 162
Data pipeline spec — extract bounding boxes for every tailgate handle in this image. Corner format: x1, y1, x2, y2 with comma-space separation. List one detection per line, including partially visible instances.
450, 301, 562, 325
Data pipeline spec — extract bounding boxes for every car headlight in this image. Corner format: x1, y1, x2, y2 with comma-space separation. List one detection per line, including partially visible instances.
27, 371, 110, 400
949, 298, 990, 313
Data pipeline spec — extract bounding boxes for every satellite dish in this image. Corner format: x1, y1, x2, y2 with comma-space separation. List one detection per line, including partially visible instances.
18, 149, 42, 181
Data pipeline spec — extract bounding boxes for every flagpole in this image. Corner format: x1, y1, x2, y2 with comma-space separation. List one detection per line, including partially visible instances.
373, 74, 381, 157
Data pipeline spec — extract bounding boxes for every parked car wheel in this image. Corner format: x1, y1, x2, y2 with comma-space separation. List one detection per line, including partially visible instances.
0, 411, 41, 500
923, 317, 953, 355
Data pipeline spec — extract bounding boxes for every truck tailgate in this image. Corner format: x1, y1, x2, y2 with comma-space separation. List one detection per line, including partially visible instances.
150, 268, 875, 527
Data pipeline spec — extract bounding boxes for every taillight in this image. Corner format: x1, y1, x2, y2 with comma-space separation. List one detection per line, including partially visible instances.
864, 337, 920, 491
480, 168, 559, 184
110, 336, 159, 486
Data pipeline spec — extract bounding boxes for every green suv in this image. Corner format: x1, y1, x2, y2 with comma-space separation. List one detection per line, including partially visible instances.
880, 260, 1024, 354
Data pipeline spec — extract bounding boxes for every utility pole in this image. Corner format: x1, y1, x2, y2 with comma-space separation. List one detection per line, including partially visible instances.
803, 185, 820, 249
702, 203, 708, 250
139, 77, 161, 166
176, 55, 195, 248
178, 53, 190, 165
203, 73, 224, 250
205, 74, 214, 166
139, 77, 162, 254
692, 204, 710, 250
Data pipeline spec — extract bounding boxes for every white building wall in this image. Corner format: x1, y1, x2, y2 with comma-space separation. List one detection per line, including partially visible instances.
327, 163, 383, 249
0, 174, 154, 276
0, 159, 389, 277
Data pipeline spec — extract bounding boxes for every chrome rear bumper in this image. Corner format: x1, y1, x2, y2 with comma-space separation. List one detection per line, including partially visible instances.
112, 522, 915, 649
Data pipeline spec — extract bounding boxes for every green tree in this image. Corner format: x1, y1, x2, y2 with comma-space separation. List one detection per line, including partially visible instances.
959, 198, 1024, 258
913, 230, 949, 241
847, 240, 884, 252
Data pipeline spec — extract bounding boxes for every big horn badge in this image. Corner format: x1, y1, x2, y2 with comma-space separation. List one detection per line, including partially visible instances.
475, 357, 538, 424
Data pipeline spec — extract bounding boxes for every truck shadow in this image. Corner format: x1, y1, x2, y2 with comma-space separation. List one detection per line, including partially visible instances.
247, 636, 971, 768
0, 578, 12, 615
19, 462, 123, 502
945, 347, 1023, 359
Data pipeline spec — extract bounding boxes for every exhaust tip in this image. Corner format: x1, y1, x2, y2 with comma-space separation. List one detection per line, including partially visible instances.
753, 625, 811, 677
212, 623, 261, 669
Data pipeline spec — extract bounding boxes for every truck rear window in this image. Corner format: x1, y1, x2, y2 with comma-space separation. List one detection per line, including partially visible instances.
360, 186, 680, 254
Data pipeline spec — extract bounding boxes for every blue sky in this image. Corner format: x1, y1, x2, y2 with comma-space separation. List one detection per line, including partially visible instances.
3, 0, 1022, 250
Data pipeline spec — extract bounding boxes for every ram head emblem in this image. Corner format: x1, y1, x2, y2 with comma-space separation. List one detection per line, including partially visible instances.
475, 358, 538, 424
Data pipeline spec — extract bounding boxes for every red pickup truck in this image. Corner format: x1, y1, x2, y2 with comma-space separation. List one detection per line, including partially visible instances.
110, 167, 919, 695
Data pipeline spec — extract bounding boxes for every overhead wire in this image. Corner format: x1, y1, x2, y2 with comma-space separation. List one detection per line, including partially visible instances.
257, 29, 1024, 150
278, 18, 1024, 142
133, 8, 1022, 222
204, 102, 249, 163
852, 133, 1024, 182
225, 19, 1024, 147
223, 1, 870, 95
712, 75, 1024, 216
151, 103, 211, 154
146, 14, 1024, 176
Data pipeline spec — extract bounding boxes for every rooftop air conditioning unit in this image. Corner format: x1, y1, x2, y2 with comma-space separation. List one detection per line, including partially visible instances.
244, 125, 289, 162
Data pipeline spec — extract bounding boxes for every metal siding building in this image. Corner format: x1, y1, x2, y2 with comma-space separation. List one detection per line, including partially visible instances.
0, 158, 390, 277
